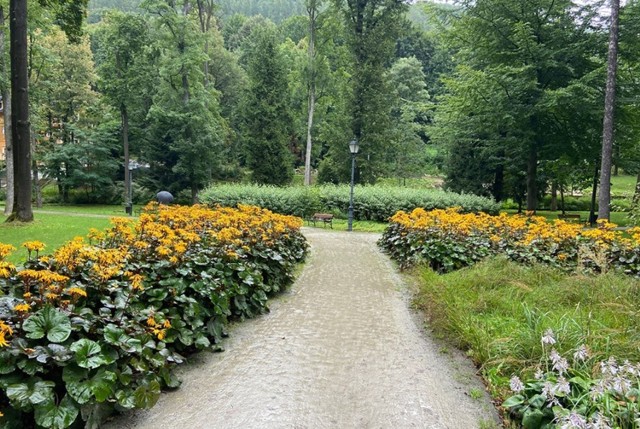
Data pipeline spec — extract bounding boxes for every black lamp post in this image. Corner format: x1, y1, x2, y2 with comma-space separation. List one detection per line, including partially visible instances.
348, 138, 359, 232
125, 160, 139, 215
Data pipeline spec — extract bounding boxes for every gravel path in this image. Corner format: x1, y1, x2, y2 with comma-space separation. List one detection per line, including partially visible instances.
104, 228, 500, 429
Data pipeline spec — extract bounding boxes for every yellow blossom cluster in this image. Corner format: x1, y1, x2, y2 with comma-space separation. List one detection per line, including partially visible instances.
389, 208, 633, 249
0, 320, 13, 347
23, 241, 46, 253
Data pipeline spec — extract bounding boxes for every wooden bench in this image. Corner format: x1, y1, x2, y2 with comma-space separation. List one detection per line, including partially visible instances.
309, 213, 334, 228
557, 213, 583, 223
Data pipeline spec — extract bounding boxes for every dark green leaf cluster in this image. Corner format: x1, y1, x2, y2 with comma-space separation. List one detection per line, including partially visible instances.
0, 205, 308, 428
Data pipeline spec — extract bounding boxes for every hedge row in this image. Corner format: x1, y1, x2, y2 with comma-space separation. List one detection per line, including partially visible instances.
199, 184, 500, 221
0, 204, 307, 428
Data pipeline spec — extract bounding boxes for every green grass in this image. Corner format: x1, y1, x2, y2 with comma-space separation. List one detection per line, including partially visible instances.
0, 212, 118, 265
502, 209, 631, 226
413, 258, 640, 398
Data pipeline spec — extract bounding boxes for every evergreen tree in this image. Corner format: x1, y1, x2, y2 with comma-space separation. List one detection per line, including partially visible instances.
240, 25, 293, 185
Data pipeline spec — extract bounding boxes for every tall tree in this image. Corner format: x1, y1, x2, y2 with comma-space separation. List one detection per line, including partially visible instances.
241, 25, 293, 185
143, 0, 225, 202
333, 0, 407, 183
8, 0, 32, 222
7, 0, 88, 222
598, 0, 621, 221
93, 11, 153, 209
432, 0, 604, 210
303, 0, 321, 186
0, 5, 13, 216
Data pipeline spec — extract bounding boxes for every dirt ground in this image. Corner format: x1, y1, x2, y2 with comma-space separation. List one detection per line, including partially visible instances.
104, 228, 500, 429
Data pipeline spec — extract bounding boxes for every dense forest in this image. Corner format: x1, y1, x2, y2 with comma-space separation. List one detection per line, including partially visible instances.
3, 0, 639, 213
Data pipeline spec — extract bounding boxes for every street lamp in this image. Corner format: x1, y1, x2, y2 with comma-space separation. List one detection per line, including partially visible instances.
125, 160, 139, 215
348, 138, 359, 232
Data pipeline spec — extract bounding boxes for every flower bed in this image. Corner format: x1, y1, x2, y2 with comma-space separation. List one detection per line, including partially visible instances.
379, 207, 640, 275
0, 203, 307, 428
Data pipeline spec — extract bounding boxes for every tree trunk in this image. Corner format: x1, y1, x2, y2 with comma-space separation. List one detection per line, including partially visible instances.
590, 162, 599, 226
304, 0, 317, 187
0, 6, 13, 216
8, 0, 32, 222
526, 142, 538, 212
550, 181, 557, 211
598, 0, 620, 221
31, 136, 41, 207
122, 104, 131, 213
633, 172, 640, 205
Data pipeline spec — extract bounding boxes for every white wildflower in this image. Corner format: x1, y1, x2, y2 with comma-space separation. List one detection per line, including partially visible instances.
573, 344, 589, 362
509, 376, 525, 393
555, 376, 571, 395
542, 328, 556, 345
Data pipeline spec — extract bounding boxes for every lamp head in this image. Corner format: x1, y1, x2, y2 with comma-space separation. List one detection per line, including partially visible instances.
349, 139, 359, 155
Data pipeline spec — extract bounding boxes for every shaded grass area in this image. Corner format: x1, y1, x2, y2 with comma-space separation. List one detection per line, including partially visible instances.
0, 213, 115, 265
413, 258, 640, 398
502, 209, 631, 226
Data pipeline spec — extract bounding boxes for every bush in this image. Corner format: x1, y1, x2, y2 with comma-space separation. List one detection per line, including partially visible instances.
379, 207, 640, 276
0, 204, 307, 428
199, 184, 500, 220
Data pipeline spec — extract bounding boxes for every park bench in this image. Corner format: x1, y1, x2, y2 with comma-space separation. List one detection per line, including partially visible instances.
309, 213, 334, 228
557, 213, 583, 223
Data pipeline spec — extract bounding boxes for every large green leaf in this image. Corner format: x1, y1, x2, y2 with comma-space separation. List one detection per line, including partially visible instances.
133, 380, 161, 409
6, 379, 56, 408
22, 307, 72, 343
34, 395, 79, 429
69, 339, 104, 369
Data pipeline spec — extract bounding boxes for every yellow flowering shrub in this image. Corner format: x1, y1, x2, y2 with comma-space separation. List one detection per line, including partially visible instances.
0, 204, 307, 428
381, 208, 640, 275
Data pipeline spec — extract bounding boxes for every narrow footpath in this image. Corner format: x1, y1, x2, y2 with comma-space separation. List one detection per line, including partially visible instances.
105, 229, 499, 429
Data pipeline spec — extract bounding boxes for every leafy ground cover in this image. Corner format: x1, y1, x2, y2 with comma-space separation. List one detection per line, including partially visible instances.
413, 260, 640, 429
380, 208, 640, 427
0, 203, 307, 428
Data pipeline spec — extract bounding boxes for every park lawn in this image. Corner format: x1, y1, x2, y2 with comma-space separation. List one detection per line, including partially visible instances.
413, 258, 640, 400
0, 212, 116, 265
502, 209, 631, 226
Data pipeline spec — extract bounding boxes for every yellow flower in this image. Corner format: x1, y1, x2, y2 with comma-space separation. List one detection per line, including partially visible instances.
23, 241, 46, 252
0, 243, 16, 259
66, 287, 88, 298
13, 303, 31, 313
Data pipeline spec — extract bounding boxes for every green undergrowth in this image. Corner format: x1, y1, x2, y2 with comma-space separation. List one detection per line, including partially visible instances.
413, 258, 640, 399
0, 214, 114, 265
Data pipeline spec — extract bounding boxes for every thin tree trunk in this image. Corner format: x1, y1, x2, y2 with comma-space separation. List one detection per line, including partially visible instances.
304, 0, 318, 186
31, 136, 41, 207
0, 6, 13, 216
122, 105, 131, 214
598, 0, 620, 221
550, 181, 558, 211
8, 0, 32, 222
633, 172, 640, 205
590, 162, 599, 226
526, 142, 538, 212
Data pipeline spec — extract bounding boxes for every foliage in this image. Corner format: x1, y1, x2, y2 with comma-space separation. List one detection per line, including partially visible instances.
379, 207, 640, 276
0, 204, 307, 428
505, 332, 640, 429
199, 183, 500, 220
239, 25, 294, 185
412, 258, 640, 427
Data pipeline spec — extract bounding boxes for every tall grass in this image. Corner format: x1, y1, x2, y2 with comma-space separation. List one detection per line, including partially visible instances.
414, 258, 640, 397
